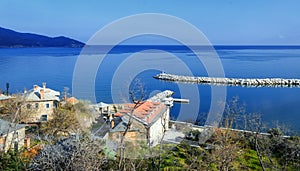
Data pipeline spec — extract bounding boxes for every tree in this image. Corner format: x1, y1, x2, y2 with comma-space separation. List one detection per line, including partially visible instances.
40, 107, 82, 138
0, 94, 32, 123
0, 94, 33, 152
201, 97, 245, 171
117, 79, 146, 170
40, 100, 96, 140
30, 137, 108, 170
0, 150, 29, 170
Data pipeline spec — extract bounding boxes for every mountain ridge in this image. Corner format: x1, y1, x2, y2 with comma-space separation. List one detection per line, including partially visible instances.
0, 27, 84, 48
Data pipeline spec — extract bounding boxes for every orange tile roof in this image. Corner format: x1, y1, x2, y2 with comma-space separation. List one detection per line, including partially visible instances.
66, 97, 79, 104
114, 101, 167, 124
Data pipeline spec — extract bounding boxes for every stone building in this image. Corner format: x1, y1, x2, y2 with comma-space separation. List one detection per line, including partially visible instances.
23, 83, 60, 123
108, 101, 170, 146
0, 119, 26, 152
0, 94, 13, 106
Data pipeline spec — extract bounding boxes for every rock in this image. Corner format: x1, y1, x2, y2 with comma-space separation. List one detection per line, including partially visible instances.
153, 73, 300, 88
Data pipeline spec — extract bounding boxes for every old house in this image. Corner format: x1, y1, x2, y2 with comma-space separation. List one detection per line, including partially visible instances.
0, 94, 13, 115
0, 94, 13, 105
108, 101, 170, 146
0, 119, 27, 152
23, 83, 60, 123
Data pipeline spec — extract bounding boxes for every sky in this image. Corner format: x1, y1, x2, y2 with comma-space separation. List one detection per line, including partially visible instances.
0, 0, 300, 45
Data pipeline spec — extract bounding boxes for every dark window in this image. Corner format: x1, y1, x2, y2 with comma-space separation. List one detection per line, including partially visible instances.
14, 141, 18, 152
46, 103, 50, 108
35, 103, 39, 109
26, 104, 31, 109
41, 115, 48, 121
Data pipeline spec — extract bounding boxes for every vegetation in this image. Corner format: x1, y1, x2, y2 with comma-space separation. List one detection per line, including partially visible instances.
30, 137, 108, 170
40, 101, 95, 139
0, 94, 31, 123
1, 97, 299, 170
0, 150, 29, 170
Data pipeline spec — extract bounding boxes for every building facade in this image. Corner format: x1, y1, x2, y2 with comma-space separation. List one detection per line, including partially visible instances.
108, 101, 170, 146
23, 83, 60, 123
0, 119, 26, 152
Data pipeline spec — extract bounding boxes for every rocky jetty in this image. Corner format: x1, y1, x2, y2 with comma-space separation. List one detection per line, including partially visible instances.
148, 90, 174, 102
153, 73, 300, 88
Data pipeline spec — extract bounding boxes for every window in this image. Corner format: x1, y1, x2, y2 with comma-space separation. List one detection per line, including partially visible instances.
26, 104, 31, 109
35, 103, 39, 109
14, 141, 18, 152
46, 103, 50, 108
41, 115, 48, 121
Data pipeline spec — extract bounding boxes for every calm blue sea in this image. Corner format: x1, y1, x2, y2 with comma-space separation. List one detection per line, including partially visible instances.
0, 46, 300, 132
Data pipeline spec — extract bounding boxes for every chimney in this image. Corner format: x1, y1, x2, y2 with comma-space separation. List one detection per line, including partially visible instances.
24, 137, 30, 149
33, 85, 38, 91
109, 113, 113, 121
40, 89, 44, 99
42, 82, 46, 90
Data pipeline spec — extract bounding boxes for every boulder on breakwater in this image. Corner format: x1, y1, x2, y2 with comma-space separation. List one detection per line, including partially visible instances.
153, 73, 300, 88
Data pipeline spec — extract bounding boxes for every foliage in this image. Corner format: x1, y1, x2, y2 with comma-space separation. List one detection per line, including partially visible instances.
2, 95, 300, 170
22, 145, 42, 160
40, 107, 82, 138
0, 94, 31, 123
0, 150, 29, 170
40, 100, 95, 139
30, 137, 108, 170
185, 129, 201, 141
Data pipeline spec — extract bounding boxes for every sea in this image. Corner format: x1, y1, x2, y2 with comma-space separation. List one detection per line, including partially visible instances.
0, 46, 300, 133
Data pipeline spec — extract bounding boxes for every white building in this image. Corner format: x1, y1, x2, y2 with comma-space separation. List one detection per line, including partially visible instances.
108, 101, 170, 147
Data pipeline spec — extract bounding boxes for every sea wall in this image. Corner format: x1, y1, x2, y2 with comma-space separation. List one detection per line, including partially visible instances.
153, 73, 300, 87
147, 90, 174, 102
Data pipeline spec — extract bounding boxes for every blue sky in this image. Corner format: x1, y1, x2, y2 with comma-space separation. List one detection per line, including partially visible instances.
0, 0, 300, 45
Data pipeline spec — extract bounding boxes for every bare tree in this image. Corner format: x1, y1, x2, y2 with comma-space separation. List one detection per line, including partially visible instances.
0, 94, 32, 123
245, 113, 269, 171
117, 79, 146, 170
40, 107, 82, 139
244, 113, 300, 170
30, 136, 108, 170
0, 94, 33, 151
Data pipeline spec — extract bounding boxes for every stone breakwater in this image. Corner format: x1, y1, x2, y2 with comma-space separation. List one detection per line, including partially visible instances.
153, 73, 300, 88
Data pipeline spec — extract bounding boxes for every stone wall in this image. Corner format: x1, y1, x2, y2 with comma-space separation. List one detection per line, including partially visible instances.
0, 127, 25, 152
22, 100, 58, 123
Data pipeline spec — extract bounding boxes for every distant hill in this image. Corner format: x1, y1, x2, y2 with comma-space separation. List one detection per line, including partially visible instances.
0, 27, 85, 48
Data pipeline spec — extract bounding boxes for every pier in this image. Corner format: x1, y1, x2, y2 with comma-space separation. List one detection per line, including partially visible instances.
153, 73, 300, 88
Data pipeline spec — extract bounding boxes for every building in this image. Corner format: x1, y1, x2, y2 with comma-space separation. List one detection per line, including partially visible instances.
108, 101, 170, 146
0, 94, 13, 105
60, 97, 79, 106
0, 119, 27, 152
66, 97, 79, 105
0, 94, 14, 117
23, 83, 60, 123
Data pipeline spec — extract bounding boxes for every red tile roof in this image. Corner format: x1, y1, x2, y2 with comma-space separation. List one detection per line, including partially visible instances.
114, 101, 167, 124
66, 97, 79, 104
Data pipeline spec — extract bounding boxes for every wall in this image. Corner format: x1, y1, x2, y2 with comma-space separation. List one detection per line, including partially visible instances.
149, 110, 169, 146
0, 127, 25, 152
22, 100, 58, 123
